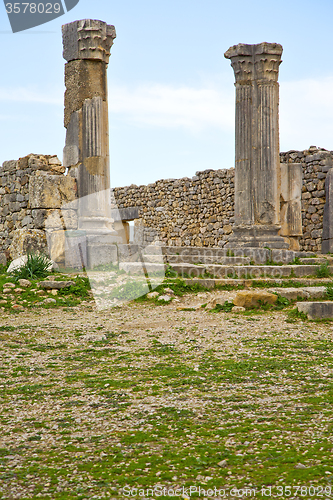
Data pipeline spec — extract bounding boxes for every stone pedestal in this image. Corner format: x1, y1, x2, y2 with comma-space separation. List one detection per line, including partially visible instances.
224, 43, 288, 249
62, 19, 121, 267
322, 168, 333, 253
279, 163, 303, 251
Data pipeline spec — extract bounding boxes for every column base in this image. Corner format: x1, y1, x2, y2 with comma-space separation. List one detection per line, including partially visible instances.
225, 224, 290, 249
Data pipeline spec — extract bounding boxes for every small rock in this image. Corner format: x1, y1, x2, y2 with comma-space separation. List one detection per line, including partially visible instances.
14, 288, 24, 294
4, 283, 15, 288
295, 463, 306, 469
18, 279, 31, 288
0, 300, 7, 305
3, 289, 12, 294
39, 281, 75, 290
36, 290, 45, 295
158, 295, 172, 302
42, 298, 56, 304
163, 287, 175, 294
233, 306, 245, 312
147, 291, 159, 299
51, 290, 58, 296
234, 290, 277, 308
12, 304, 24, 311
218, 460, 228, 468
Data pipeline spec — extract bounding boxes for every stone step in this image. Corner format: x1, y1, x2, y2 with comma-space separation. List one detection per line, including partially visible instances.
142, 254, 251, 265
297, 302, 333, 320
170, 263, 333, 279
298, 257, 333, 265
119, 262, 166, 275
268, 287, 328, 300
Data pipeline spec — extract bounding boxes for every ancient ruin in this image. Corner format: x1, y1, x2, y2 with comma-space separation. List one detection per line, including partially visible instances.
0, 22, 333, 269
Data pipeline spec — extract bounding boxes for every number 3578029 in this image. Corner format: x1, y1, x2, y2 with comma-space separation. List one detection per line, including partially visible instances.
5, 3, 61, 14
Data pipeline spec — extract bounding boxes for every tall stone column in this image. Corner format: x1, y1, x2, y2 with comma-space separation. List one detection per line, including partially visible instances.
224, 43, 288, 249
62, 19, 116, 234
62, 19, 120, 268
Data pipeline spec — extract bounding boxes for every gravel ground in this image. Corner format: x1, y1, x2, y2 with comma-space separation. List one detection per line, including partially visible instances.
1, 293, 333, 499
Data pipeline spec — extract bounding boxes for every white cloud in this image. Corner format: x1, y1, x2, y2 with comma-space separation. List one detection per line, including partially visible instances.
109, 83, 235, 132
1, 77, 333, 152
0, 87, 62, 105
280, 76, 333, 151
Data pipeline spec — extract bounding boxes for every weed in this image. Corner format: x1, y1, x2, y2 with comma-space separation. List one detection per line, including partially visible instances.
10, 253, 52, 281
210, 300, 234, 313
326, 285, 333, 300
287, 307, 308, 321
291, 256, 302, 265
316, 261, 331, 278
58, 277, 91, 299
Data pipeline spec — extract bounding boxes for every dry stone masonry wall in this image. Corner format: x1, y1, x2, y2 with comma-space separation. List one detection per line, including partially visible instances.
113, 168, 235, 248
113, 147, 333, 253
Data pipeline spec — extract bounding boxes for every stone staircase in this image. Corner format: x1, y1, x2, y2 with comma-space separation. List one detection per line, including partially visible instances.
117, 244, 333, 281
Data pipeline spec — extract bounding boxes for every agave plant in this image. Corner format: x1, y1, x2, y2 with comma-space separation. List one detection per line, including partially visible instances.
10, 253, 52, 281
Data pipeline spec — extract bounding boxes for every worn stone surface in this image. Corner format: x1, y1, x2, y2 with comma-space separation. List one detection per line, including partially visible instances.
234, 290, 278, 308
279, 163, 303, 250
9, 229, 47, 260
29, 175, 77, 210
322, 168, 333, 253
39, 281, 75, 290
224, 43, 288, 249
297, 301, 333, 319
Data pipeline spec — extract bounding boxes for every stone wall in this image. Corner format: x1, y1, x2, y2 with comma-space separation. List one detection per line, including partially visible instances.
113, 168, 235, 248
280, 146, 333, 252
113, 147, 333, 253
1, 146, 332, 261
0, 154, 77, 263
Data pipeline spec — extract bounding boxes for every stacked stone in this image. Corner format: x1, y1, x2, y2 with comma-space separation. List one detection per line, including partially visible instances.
280, 147, 333, 252
113, 168, 235, 247
0, 154, 65, 256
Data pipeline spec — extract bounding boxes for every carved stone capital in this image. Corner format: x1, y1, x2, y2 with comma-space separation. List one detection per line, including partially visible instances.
62, 19, 116, 64
224, 42, 282, 84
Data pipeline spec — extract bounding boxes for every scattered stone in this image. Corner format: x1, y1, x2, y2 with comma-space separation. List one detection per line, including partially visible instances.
158, 295, 172, 302
36, 290, 45, 295
14, 288, 24, 294
234, 291, 278, 308
4, 283, 15, 288
232, 306, 246, 313
42, 298, 57, 304
18, 279, 31, 288
163, 287, 175, 295
39, 280, 75, 290
12, 304, 24, 311
0, 300, 7, 305
295, 463, 306, 469
217, 460, 228, 468
3, 289, 12, 294
147, 291, 159, 299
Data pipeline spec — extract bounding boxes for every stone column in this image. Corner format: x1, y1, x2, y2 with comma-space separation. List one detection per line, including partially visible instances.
62, 19, 120, 267
224, 43, 288, 249
62, 19, 116, 233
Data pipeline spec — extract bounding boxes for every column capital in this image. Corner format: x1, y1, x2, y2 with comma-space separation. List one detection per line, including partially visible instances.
224, 42, 283, 84
62, 19, 116, 64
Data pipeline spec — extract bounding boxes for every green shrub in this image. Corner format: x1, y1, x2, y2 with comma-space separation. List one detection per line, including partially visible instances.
211, 300, 234, 313
10, 253, 52, 281
316, 261, 331, 278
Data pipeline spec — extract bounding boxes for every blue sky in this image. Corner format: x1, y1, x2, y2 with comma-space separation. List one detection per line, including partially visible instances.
1, 0, 333, 187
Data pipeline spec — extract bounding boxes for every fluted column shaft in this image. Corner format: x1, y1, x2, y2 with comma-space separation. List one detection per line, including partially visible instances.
62, 19, 116, 232
224, 42, 288, 249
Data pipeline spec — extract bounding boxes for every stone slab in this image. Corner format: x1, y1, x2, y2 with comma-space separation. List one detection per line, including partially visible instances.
39, 281, 75, 290
296, 301, 333, 320
119, 262, 166, 275
268, 287, 327, 300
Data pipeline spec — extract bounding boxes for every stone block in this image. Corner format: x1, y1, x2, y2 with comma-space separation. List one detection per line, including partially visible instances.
48, 230, 66, 263
9, 229, 48, 260
322, 168, 333, 253
39, 280, 75, 290
65, 230, 87, 269
296, 301, 333, 320
0, 253, 6, 267
234, 291, 278, 308
29, 174, 77, 209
